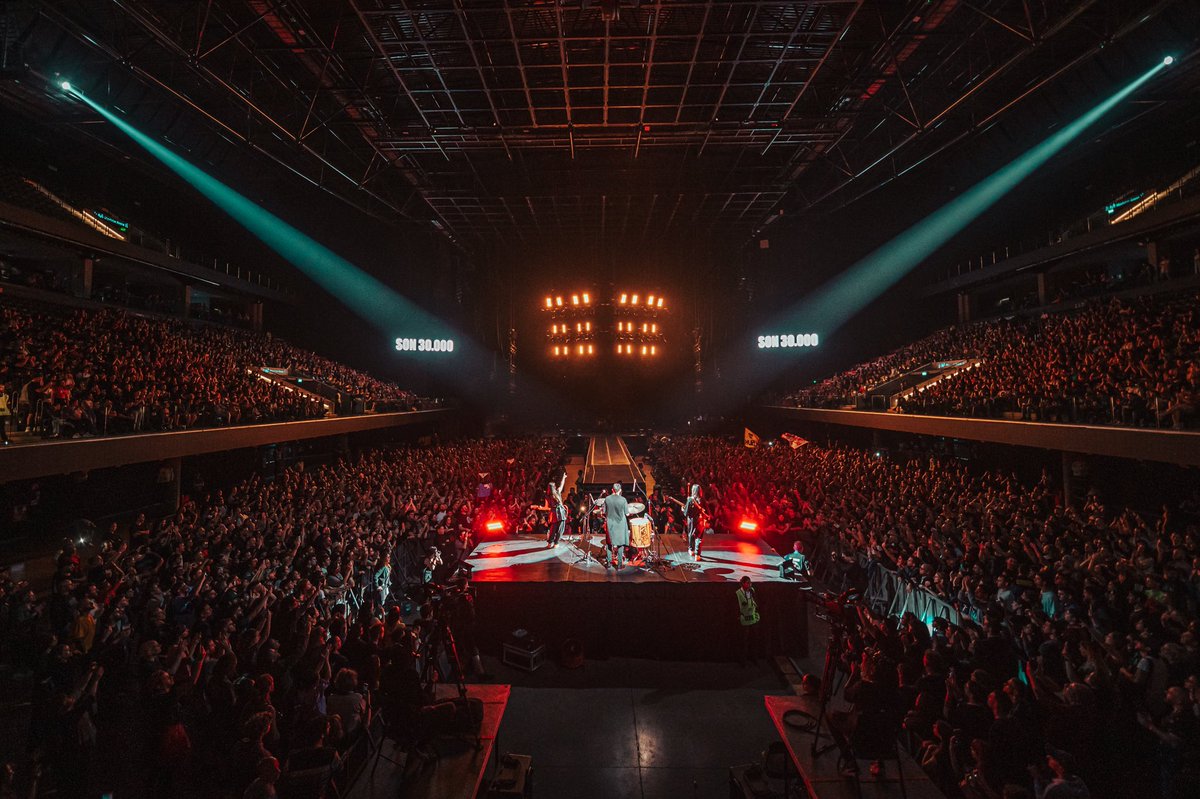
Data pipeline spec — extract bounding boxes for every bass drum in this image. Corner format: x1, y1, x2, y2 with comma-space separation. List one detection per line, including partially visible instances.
629, 516, 653, 548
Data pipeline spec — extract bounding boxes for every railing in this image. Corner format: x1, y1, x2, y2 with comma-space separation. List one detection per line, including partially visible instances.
0, 170, 291, 296
936, 163, 1200, 281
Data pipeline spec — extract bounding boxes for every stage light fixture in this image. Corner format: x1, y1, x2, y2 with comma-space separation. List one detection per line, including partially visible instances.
631, 294, 640, 305
60, 81, 72, 91
553, 346, 560, 356
585, 322, 591, 331
545, 297, 552, 308
583, 292, 590, 304
656, 297, 663, 308
738, 519, 759, 533
620, 293, 628, 304
572, 294, 580, 305
485, 520, 504, 533
641, 345, 648, 356
555, 296, 563, 306
576, 322, 582, 333
648, 294, 655, 305
1164, 55, 1175, 65
651, 323, 657, 333
588, 344, 594, 354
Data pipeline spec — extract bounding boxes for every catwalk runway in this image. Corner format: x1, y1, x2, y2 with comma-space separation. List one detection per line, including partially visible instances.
581, 434, 644, 487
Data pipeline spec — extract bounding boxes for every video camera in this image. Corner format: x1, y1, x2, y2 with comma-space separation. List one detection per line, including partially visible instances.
799, 586, 861, 627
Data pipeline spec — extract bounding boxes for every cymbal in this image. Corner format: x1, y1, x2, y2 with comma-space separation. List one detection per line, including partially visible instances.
626, 502, 646, 515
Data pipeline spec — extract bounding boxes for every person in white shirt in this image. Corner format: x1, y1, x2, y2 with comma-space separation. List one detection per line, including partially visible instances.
326, 668, 369, 738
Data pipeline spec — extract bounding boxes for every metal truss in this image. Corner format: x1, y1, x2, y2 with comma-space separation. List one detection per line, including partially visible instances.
11, 0, 1194, 253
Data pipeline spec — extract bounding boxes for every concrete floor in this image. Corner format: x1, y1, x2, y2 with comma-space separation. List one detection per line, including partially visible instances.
487, 655, 789, 799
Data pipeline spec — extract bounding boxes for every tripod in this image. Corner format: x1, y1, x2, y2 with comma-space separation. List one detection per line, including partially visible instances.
421, 617, 468, 700
786, 617, 849, 759
810, 621, 849, 757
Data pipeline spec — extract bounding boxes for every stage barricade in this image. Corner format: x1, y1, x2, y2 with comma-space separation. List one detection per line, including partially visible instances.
863, 562, 968, 627
809, 541, 975, 627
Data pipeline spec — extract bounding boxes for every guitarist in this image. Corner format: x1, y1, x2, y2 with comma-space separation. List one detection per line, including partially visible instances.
670, 484, 707, 560
546, 471, 568, 547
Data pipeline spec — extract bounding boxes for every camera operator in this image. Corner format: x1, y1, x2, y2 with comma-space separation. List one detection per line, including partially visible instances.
414, 571, 484, 687
778, 540, 811, 581
829, 647, 896, 776
442, 575, 486, 679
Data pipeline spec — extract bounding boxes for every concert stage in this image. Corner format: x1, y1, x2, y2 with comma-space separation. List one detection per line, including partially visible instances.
466, 532, 808, 662
467, 531, 786, 584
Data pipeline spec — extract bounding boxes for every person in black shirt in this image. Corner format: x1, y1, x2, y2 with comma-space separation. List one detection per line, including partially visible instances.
946, 675, 994, 743
830, 650, 892, 775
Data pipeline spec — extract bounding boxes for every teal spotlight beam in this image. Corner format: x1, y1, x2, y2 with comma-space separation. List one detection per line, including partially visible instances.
771, 59, 1168, 341
69, 87, 458, 350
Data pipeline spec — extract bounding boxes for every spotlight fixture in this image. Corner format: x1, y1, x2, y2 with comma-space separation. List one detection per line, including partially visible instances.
60, 81, 72, 91
1164, 55, 1175, 66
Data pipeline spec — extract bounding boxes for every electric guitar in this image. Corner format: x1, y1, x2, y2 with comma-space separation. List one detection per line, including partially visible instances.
668, 495, 710, 527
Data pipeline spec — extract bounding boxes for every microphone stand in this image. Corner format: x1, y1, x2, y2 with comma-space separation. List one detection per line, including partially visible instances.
570, 497, 598, 566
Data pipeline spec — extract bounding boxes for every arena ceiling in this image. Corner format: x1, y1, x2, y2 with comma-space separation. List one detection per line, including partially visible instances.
1, 0, 1196, 255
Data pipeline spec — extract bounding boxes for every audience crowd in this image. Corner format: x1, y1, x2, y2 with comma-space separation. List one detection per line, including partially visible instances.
0, 300, 425, 439
650, 436, 1200, 798
789, 291, 1200, 429
0, 437, 563, 798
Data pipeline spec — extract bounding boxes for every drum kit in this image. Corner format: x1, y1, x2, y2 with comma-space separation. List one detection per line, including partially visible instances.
575, 497, 664, 571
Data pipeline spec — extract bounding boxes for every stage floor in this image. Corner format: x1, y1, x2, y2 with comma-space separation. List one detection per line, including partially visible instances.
466, 531, 786, 584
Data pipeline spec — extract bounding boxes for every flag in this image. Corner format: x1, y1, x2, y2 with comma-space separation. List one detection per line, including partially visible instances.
781, 432, 810, 449
744, 428, 761, 449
